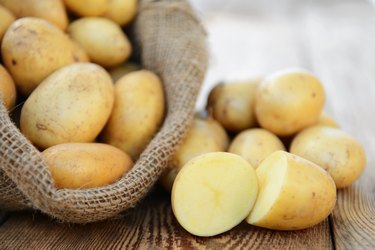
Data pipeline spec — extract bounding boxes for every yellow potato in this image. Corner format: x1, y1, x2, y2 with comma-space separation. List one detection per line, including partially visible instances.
246, 151, 336, 230
103, 0, 137, 26
255, 69, 325, 136
70, 39, 90, 62
20, 63, 114, 149
229, 128, 285, 168
0, 4, 15, 41
0, 65, 16, 110
68, 17, 131, 68
207, 78, 260, 133
63, 0, 107, 17
1, 17, 75, 96
108, 63, 141, 82
42, 143, 133, 189
290, 126, 366, 188
172, 152, 258, 237
316, 112, 340, 128
0, 0, 68, 30
101, 70, 164, 159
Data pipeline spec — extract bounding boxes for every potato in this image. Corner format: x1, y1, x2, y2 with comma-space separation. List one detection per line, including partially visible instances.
290, 126, 366, 188
246, 151, 336, 230
108, 63, 141, 83
70, 40, 90, 62
159, 167, 178, 192
0, 4, 15, 41
207, 78, 260, 133
316, 112, 339, 128
0, 65, 16, 110
101, 70, 164, 159
229, 128, 285, 168
255, 69, 325, 136
63, 0, 107, 17
172, 152, 258, 237
1, 17, 75, 96
42, 143, 133, 189
20, 63, 114, 149
0, 0, 68, 30
103, 0, 137, 26
68, 17, 131, 68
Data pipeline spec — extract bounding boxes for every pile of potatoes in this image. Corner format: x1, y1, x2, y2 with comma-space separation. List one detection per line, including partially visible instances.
165, 69, 366, 236
0, 0, 167, 189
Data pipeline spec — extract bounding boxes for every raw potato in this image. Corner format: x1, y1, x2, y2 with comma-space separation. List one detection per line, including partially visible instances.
103, 0, 137, 26
255, 69, 325, 136
316, 112, 339, 128
63, 0, 107, 17
42, 143, 133, 189
246, 151, 336, 230
109, 63, 141, 82
0, 0, 68, 30
1, 17, 75, 96
207, 78, 260, 133
0, 5, 15, 41
290, 126, 366, 188
101, 70, 164, 159
68, 17, 132, 67
0, 65, 17, 110
70, 40, 90, 62
229, 128, 285, 168
20, 63, 114, 149
172, 152, 258, 237
159, 167, 178, 192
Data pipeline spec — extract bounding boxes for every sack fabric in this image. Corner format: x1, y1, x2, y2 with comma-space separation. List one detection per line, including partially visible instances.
0, 0, 208, 223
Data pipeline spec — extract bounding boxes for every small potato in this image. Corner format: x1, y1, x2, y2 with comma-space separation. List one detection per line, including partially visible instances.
0, 0, 68, 30
290, 126, 366, 188
42, 143, 133, 189
68, 17, 131, 68
0, 65, 17, 110
207, 78, 260, 133
172, 152, 258, 237
0, 5, 15, 41
101, 70, 164, 159
20, 63, 114, 149
103, 0, 137, 26
63, 0, 107, 17
255, 69, 325, 136
70, 39, 90, 62
1, 17, 75, 96
229, 128, 285, 168
316, 112, 340, 128
108, 63, 141, 82
246, 151, 336, 230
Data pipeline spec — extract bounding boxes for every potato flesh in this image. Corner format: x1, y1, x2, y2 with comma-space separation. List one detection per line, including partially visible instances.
172, 152, 258, 237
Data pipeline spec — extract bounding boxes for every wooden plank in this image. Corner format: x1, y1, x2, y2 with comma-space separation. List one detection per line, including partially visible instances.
303, 0, 375, 249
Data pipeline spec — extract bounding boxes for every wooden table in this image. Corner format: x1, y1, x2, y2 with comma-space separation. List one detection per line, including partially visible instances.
1, 0, 374, 249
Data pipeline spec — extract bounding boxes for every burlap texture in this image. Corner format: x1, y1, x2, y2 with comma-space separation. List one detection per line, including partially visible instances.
0, 0, 207, 223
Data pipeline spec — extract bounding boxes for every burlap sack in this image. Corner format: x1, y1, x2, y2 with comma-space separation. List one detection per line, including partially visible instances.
0, 0, 207, 223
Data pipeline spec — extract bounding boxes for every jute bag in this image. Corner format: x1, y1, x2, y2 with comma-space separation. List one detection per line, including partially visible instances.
0, 0, 208, 223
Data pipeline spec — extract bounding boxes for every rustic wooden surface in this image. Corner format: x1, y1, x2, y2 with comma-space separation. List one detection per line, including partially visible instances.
1, 0, 374, 249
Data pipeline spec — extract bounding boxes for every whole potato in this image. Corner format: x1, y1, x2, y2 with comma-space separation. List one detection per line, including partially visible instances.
0, 65, 16, 110
101, 70, 164, 159
207, 78, 260, 133
21, 63, 114, 149
103, 0, 137, 26
0, 4, 15, 41
63, 0, 107, 17
1, 17, 75, 96
255, 69, 325, 136
42, 143, 133, 189
316, 112, 340, 128
0, 0, 68, 30
229, 128, 285, 168
109, 63, 141, 83
290, 126, 366, 188
68, 17, 131, 67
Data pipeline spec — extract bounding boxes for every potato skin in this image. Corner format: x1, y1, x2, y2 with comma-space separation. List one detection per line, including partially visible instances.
316, 112, 339, 128
102, 70, 164, 159
229, 128, 285, 168
0, 65, 16, 110
1, 17, 75, 96
0, 5, 15, 41
42, 143, 133, 189
68, 17, 131, 68
0, 0, 68, 30
70, 39, 90, 62
290, 126, 366, 188
255, 69, 325, 136
20, 63, 114, 149
103, 0, 137, 26
63, 0, 107, 17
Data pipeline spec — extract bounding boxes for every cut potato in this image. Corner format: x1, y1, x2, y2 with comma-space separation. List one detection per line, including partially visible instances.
246, 151, 336, 230
172, 152, 258, 236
